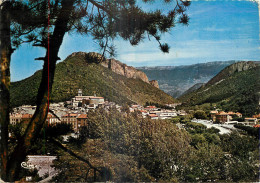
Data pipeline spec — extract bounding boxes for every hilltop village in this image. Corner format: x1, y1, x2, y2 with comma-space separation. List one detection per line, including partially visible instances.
10, 89, 181, 132
10, 89, 259, 133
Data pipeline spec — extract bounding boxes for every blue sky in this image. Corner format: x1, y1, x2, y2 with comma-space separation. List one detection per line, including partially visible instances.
11, 0, 260, 81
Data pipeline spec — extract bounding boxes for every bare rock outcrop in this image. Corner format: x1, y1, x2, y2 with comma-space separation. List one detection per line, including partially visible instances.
67, 52, 104, 63
101, 57, 150, 83
67, 52, 161, 87
226, 61, 258, 74
149, 80, 159, 88
68, 51, 87, 58
206, 61, 259, 86
85, 52, 104, 63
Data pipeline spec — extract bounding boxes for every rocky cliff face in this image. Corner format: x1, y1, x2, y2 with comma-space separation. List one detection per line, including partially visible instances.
226, 61, 259, 75
67, 52, 158, 87
206, 61, 259, 86
101, 58, 149, 83
149, 80, 159, 88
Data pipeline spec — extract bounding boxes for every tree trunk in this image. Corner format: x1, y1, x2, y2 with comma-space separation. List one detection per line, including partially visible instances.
6, 0, 75, 181
0, 1, 11, 181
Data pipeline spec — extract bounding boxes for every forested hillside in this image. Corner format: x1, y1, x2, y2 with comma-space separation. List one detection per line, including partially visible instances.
11, 53, 176, 107
180, 62, 260, 116
50, 109, 259, 182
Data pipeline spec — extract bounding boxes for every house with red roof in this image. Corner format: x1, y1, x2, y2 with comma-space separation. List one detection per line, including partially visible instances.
253, 114, 260, 123
148, 114, 158, 119
213, 111, 242, 123
21, 114, 33, 124
61, 113, 78, 131
46, 113, 61, 125
215, 111, 231, 123
244, 118, 258, 126
144, 106, 158, 112
76, 114, 88, 132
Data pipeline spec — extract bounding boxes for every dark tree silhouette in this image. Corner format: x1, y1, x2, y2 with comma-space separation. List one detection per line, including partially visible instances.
1, 0, 47, 180
0, 2, 11, 181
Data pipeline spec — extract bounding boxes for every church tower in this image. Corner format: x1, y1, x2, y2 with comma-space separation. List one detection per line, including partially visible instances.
78, 89, 83, 96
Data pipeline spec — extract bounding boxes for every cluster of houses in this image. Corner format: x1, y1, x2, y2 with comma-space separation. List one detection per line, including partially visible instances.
10, 107, 89, 132
10, 113, 33, 125
9, 89, 184, 132
129, 105, 186, 119
210, 111, 242, 123
11, 89, 258, 133
210, 110, 260, 126
10, 89, 107, 132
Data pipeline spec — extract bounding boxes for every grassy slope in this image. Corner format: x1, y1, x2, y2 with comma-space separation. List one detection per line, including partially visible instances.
11, 54, 176, 107
179, 66, 260, 115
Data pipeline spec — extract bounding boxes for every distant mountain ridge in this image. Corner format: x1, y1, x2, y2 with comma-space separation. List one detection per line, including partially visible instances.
138, 61, 240, 98
10, 52, 175, 107
138, 61, 239, 70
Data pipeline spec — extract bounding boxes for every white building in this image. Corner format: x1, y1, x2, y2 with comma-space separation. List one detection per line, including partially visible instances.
71, 89, 104, 108
89, 97, 105, 105
10, 113, 23, 125
157, 110, 177, 119
149, 110, 177, 119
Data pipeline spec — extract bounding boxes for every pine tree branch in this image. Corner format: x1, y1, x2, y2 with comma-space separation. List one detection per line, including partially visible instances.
32, 43, 46, 48
35, 57, 46, 61
48, 109, 61, 121
49, 138, 101, 173
88, 0, 119, 21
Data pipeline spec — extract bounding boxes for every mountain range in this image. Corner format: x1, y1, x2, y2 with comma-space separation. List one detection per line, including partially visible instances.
10, 51, 260, 116
10, 52, 175, 107
179, 61, 260, 116
138, 61, 238, 98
